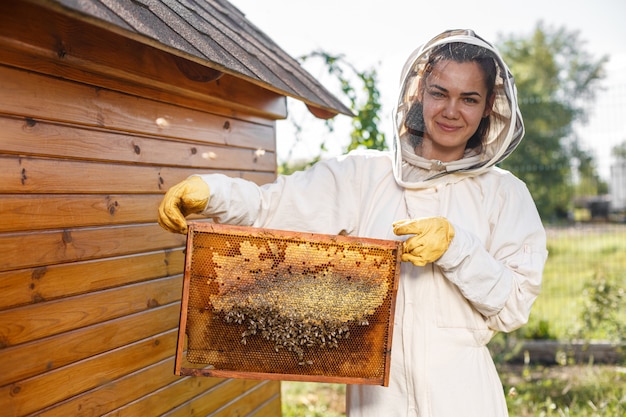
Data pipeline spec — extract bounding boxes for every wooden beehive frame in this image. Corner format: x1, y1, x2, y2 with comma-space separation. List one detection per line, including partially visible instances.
175, 222, 402, 386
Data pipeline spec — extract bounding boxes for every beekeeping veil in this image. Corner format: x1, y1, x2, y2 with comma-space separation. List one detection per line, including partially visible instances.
392, 29, 524, 188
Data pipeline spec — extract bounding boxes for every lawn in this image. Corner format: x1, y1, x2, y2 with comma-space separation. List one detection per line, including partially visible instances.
281, 365, 626, 416
282, 382, 346, 417
531, 224, 626, 340
499, 364, 626, 416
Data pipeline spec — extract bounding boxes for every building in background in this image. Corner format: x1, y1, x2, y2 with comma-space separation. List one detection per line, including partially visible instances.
610, 160, 626, 214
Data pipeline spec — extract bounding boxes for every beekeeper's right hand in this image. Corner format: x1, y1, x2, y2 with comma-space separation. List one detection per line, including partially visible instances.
158, 176, 210, 234
392, 217, 455, 266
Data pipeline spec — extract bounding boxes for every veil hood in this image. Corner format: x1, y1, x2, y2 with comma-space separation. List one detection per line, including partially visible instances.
392, 29, 524, 189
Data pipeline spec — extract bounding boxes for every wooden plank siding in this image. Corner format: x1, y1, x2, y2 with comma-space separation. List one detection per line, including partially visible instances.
0, 1, 284, 416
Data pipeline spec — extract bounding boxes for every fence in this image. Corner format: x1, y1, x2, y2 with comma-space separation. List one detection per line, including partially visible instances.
530, 222, 626, 342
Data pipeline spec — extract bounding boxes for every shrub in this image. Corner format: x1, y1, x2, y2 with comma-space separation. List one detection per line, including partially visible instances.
574, 270, 625, 343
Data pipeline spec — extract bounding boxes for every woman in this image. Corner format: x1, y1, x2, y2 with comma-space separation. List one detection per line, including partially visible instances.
158, 29, 547, 416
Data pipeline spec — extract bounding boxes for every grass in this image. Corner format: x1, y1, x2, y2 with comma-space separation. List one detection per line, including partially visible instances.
281, 365, 626, 416
531, 224, 626, 340
282, 382, 346, 417
500, 364, 626, 416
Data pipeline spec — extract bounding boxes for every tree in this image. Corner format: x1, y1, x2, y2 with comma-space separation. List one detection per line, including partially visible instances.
278, 51, 386, 175
613, 140, 626, 160
572, 141, 608, 197
496, 22, 608, 220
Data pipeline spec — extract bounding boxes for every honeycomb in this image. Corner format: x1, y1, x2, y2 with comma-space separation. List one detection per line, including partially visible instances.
176, 222, 401, 386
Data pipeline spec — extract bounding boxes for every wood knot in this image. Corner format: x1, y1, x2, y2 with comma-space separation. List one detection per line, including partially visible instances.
62, 230, 73, 244
32, 267, 47, 280
106, 198, 119, 216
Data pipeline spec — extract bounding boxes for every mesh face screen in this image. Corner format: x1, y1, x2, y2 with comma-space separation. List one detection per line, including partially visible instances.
178, 223, 401, 385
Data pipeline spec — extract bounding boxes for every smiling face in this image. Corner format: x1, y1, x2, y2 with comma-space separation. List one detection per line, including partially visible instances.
417, 60, 494, 162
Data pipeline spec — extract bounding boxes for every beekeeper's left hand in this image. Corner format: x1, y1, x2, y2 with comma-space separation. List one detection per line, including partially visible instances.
393, 217, 455, 266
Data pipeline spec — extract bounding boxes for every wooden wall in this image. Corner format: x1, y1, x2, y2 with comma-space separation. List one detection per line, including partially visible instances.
0, 1, 284, 415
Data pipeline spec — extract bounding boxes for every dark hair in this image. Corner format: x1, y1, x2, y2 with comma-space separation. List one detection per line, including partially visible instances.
406, 42, 498, 150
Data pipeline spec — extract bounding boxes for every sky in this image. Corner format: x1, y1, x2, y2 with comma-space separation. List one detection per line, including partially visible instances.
230, 0, 626, 180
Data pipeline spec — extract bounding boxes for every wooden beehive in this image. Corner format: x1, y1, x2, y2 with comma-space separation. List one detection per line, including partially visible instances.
175, 222, 402, 386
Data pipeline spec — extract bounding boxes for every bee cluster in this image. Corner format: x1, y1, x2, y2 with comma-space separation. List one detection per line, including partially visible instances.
211, 268, 384, 363
223, 305, 369, 364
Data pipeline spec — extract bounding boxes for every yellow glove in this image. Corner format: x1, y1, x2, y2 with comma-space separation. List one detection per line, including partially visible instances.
158, 176, 210, 234
393, 217, 455, 266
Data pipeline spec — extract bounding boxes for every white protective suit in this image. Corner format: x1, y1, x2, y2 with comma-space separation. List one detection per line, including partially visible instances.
194, 30, 547, 417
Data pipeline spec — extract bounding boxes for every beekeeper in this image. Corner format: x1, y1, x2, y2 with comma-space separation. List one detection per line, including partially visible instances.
158, 29, 547, 417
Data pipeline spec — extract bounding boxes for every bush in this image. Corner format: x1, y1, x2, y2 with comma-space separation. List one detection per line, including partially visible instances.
574, 270, 625, 343
501, 364, 626, 416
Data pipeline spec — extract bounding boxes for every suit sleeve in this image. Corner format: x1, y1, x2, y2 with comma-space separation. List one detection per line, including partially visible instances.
435, 177, 548, 332
197, 155, 362, 235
